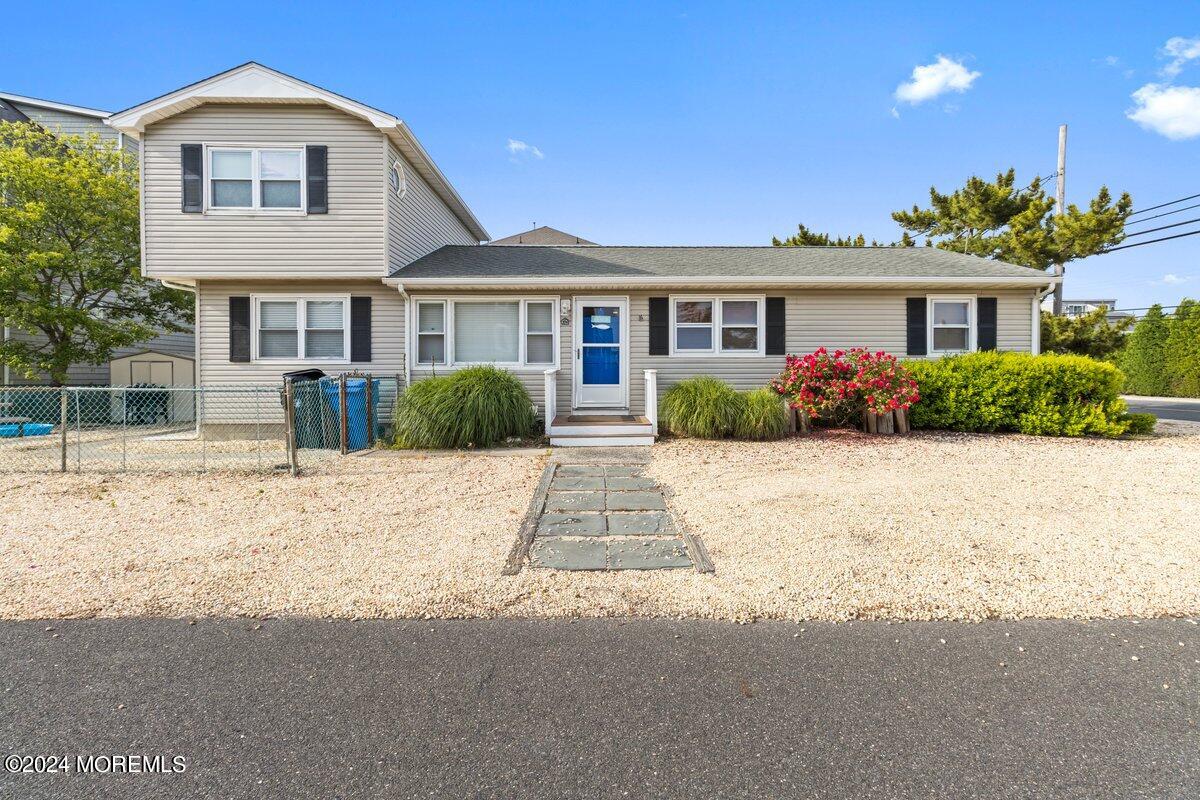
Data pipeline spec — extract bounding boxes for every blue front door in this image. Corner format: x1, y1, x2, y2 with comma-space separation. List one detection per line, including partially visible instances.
575, 299, 627, 407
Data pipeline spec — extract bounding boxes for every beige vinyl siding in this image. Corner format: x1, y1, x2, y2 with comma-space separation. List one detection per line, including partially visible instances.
141, 105, 387, 279
407, 287, 1036, 418
386, 143, 476, 270
196, 280, 405, 386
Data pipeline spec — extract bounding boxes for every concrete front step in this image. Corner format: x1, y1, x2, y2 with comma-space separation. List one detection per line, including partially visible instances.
549, 414, 655, 447
550, 434, 656, 447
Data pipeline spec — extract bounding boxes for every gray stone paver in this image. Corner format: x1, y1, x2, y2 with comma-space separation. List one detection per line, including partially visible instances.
607, 512, 674, 535
545, 491, 606, 512
530, 538, 607, 570
556, 465, 608, 477
553, 476, 606, 490
538, 514, 608, 537
608, 539, 692, 570
606, 491, 667, 511
605, 476, 656, 490
530, 463, 693, 572
602, 466, 643, 478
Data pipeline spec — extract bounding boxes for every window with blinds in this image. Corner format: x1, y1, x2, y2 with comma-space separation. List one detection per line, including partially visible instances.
412, 298, 559, 368
254, 297, 347, 360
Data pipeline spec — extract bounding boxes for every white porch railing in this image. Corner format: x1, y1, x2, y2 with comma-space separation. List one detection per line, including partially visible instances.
543, 368, 559, 435
644, 369, 658, 436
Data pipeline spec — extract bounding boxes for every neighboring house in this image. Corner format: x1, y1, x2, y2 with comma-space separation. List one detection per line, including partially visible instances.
1040, 297, 1133, 324
107, 63, 1056, 445
490, 226, 597, 246
0, 92, 194, 387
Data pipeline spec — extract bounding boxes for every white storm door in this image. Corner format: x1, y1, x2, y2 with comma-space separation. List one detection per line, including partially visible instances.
573, 298, 628, 408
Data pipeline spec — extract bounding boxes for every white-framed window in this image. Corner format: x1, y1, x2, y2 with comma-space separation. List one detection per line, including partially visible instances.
415, 300, 446, 365
928, 296, 976, 354
252, 296, 349, 361
389, 160, 407, 199
411, 297, 560, 369
670, 296, 765, 356
207, 146, 305, 211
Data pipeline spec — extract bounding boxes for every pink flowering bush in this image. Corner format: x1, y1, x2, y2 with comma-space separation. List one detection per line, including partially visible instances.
770, 347, 920, 424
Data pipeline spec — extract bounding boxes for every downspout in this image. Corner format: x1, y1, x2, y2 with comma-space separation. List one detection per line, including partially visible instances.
159, 279, 200, 435
395, 282, 410, 387
1032, 281, 1057, 355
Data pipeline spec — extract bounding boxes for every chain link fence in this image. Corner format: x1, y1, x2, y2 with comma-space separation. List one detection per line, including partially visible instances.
0, 375, 401, 474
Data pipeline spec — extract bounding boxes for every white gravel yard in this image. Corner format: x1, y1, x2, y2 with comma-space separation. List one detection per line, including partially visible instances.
1, 426, 1198, 622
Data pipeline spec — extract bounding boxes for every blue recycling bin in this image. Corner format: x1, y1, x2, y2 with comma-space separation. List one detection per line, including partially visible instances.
321, 378, 380, 450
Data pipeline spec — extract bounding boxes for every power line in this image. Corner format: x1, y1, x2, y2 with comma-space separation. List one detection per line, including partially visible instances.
1123, 216, 1200, 238
1125, 201, 1200, 225
1104, 227, 1200, 252
1127, 192, 1200, 218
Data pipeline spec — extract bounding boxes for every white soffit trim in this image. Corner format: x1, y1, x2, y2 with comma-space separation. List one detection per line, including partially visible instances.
106, 62, 489, 241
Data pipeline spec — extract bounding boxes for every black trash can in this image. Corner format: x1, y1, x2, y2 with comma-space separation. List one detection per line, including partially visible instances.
283, 369, 332, 449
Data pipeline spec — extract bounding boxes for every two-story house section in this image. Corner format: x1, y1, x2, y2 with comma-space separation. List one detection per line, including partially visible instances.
106, 62, 489, 388
0, 91, 194, 387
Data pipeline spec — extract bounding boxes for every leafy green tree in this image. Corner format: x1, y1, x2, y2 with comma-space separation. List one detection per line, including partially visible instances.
1165, 299, 1200, 397
1119, 304, 1172, 396
891, 170, 1132, 312
1040, 305, 1132, 360
0, 122, 192, 384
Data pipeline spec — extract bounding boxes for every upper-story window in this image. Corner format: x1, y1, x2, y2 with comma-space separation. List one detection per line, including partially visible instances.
208, 147, 304, 210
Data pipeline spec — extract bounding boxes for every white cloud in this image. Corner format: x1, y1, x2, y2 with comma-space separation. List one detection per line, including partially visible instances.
894, 56, 981, 105
1127, 83, 1200, 139
506, 138, 544, 162
1161, 273, 1191, 285
1161, 36, 1200, 78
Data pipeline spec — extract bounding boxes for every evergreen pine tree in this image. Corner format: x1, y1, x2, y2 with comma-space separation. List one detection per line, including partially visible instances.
1164, 299, 1200, 397
1120, 305, 1171, 395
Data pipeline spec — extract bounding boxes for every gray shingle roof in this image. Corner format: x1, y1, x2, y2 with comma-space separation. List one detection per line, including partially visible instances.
391, 245, 1046, 281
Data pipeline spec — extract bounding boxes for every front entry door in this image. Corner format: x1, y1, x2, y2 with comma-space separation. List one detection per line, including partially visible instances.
573, 298, 628, 408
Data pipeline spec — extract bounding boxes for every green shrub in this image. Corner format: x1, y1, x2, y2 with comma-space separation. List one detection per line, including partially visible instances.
393, 365, 536, 449
904, 352, 1131, 438
660, 376, 745, 438
735, 388, 787, 440
1120, 412, 1157, 435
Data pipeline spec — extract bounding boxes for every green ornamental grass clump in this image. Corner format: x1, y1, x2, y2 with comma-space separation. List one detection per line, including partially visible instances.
1120, 412, 1157, 436
660, 376, 744, 438
393, 365, 536, 449
660, 376, 786, 440
904, 351, 1133, 437
735, 388, 788, 440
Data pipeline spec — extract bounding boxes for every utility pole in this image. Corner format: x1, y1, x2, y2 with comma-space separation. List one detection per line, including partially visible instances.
1052, 124, 1067, 315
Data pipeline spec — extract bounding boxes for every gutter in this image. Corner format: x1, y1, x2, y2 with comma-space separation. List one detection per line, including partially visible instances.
383, 274, 1057, 289
1032, 279, 1058, 355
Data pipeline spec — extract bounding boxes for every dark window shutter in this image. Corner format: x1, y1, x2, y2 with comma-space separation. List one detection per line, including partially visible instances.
350, 296, 372, 362
306, 145, 328, 213
181, 144, 203, 212
648, 297, 669, 355
977, 297, 998, 351
229, 297, 251, 362
765, 297, 786, 355
906, 297, 927, 356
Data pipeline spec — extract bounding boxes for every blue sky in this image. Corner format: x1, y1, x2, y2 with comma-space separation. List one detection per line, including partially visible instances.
3, 1, 1199, 310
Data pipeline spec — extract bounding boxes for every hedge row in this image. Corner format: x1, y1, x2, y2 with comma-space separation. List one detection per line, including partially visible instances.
904, 351, 1135, 437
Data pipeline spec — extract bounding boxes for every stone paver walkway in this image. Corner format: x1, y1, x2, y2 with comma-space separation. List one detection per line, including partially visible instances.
528, 463, 695, 571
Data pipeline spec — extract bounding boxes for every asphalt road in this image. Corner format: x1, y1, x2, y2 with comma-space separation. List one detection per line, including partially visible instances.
1124, 395, 1200, 423
1, 618, 1197, 799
